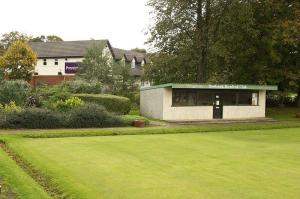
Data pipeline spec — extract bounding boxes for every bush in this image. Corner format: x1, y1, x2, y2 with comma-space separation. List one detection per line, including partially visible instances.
73, 94, 131, 115
120, 115, 150, 126
0, 108, 63, 129
0, 80, 31, 106
52, 97, 84, 112
0, 101, 24, 113
63, 80, 102, 94
267, 92, 297, 107
66, 103, 123, 128
37, 85, 71, 107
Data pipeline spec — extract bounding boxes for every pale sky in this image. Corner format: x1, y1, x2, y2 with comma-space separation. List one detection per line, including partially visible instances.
0, 0, 152, 50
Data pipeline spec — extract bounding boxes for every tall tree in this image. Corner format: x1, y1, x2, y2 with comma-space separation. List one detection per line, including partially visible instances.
79, 43, 113, 85
0, 41, 37, 81
46, 35, 63, 42
147, 0, 231, 83
30, 35, 63, 42
0, 31, 30, 51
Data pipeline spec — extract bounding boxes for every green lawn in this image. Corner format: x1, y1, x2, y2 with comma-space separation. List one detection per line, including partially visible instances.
6, 128, 300, 199
0, 144, 50, 199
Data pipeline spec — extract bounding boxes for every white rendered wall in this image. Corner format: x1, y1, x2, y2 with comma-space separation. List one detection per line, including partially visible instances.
34, 46, 113, 76
162, 88, 214, 121
140, 89, 267, 121
35, 57, 83, 76
140, 88, 164, 120
223, 90, 266, 119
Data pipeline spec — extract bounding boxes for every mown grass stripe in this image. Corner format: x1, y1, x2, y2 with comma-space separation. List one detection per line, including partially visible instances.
0, 141, 63, 199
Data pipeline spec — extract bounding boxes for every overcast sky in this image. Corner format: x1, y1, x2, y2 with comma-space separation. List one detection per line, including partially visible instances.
0, 0, 152, 50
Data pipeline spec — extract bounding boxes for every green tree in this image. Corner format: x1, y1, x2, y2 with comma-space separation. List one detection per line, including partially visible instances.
79, 43, 113, 86
0, 41, 37, 81
31, 35, 63, 42
147, 0, 232, 83
46, 35, 63, 42
0, 31, 30, 51
112, 59, 137, 96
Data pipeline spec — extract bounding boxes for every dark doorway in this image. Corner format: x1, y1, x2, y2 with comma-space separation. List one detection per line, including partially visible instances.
213, 94, 223, 119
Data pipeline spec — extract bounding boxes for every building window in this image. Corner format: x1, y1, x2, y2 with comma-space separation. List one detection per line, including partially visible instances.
43, 59, 47, 66
131, 59, 136, 69
172, 89, 258, 107
237, 91, 258, 106
55, 59, 58, 65
173, 89, 208, 106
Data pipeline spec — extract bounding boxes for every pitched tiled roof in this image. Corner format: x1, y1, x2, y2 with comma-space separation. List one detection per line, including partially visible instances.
29, 40, 109, 58
30, 40, 150, 65
112, 48, 148, 63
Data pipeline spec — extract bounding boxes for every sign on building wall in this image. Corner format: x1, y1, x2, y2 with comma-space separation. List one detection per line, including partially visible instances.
65, 62, 79, 74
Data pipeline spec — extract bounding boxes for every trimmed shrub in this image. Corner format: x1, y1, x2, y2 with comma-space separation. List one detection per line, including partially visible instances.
120, 115, 150, 126
0, 108, 63, 129
66, 103, 123, 128
0, 101, 24, 113
0, 80, 31, 106
52, 97, 84, 112
37, 85, 71, 107
63, 80, 102, 94
73, 94, 131, 115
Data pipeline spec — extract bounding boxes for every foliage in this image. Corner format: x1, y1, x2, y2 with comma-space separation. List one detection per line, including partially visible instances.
78, 43, 113, 86
0, 101, 24, 114
46, 35, 63, 42
0, 31, 30, 51
0, 41, 37, 80
112, 60, 138, 96
267, 92, 297, 107
147, 0, 226, 83
53, 97, 84, 112
37, 84, 71, 107
73, 94, 131, 115
79, 44, 138, 95
0, 80, 31, 106
66, 103, 123, 128
0, 108, 64, 129
63, 80, 102, 94
146, 0, 300, 106
120, 115, 150, 126
30, 35, 63, 42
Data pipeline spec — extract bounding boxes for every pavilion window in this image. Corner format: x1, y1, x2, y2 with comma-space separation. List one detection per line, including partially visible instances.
172, 89, 259, 107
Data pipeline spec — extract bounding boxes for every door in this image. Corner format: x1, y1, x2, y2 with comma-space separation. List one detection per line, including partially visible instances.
213, 94, 223, 119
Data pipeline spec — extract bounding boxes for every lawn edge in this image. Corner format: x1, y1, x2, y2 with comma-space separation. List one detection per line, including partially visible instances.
0, 139, 64, 199
20, 121, 300, 138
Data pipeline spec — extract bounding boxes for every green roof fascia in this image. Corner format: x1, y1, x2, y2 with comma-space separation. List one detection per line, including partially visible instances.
141, 83, 278, 91
140, 83, 173, 91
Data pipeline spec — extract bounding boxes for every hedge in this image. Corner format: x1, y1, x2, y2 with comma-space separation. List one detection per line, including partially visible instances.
120, 115, 150, 126
0, 108, 64, 129
0, 104, 125, 129
66, 103, 123, 128
73, 94, 131, 115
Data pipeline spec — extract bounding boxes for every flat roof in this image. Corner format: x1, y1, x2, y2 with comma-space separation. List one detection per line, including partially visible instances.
141, 83, 278, 91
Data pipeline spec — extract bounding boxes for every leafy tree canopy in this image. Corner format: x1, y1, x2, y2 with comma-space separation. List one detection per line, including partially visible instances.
0, 41, 37, 81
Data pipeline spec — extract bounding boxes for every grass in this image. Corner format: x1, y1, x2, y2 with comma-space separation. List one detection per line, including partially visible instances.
0, 142, 50, 199
266, 107, 300, 120
5, 128, 300, 199
0, 107, 299, 198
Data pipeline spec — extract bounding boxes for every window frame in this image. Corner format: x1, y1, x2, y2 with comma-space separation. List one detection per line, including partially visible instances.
172, 89, 259, 107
